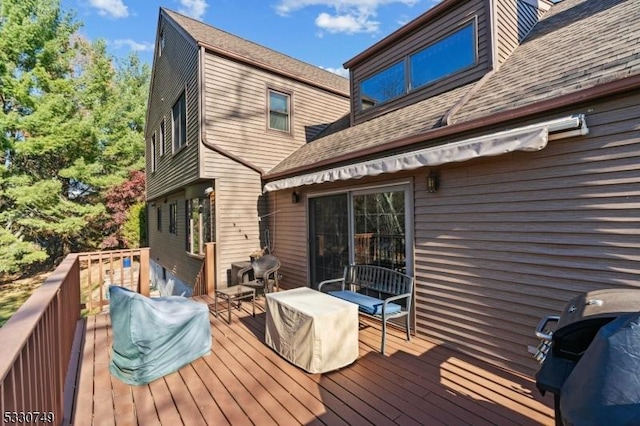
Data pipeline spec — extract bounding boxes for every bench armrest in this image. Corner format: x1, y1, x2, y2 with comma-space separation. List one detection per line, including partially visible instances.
383, 292, 412, 313
318, 277, 345, 292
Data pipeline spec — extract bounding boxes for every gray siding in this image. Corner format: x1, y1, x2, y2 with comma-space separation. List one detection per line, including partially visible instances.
267, 190, 308, 289
147, 192, 204, 286
146, 17, 200, 200
414, 93, 640, 375
350, 0, 490, 125
496, 0, 548, 66
201, 52, 349, 287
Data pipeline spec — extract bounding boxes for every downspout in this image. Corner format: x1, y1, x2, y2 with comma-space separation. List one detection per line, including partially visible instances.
198, 46, 264, 176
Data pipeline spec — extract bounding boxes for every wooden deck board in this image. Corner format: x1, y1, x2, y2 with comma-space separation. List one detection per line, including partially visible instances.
70, 295, 554, 425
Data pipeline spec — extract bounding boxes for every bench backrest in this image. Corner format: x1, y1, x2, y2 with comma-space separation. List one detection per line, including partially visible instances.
344, 264, 413, 296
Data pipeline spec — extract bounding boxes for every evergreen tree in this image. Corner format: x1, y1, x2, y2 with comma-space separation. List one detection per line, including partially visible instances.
0, 0, 150, 275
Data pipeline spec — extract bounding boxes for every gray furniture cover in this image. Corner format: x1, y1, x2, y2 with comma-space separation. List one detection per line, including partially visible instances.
560, 313, 640, 425
108, 286, 211, 386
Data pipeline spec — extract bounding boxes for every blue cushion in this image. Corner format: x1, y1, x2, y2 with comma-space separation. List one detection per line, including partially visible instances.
329, 290, 402, 316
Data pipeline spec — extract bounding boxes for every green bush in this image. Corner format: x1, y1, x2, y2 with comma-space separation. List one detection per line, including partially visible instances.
122, 202, 147, 248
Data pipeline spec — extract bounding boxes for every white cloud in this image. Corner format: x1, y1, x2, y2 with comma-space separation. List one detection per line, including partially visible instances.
275, 0, 419, 34
320, 66, 350, 78
316, 12, 379, 34
88, 0, 129, 19
113, 39, 155, 52
178, 0, 208, 20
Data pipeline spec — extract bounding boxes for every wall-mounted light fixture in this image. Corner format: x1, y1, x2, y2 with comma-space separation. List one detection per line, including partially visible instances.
291, 191, 300, 204
204, 186, 214, 197
427, 172, 439, 193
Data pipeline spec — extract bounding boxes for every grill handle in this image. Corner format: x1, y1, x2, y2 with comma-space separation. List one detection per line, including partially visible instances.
535, 315, 560, 340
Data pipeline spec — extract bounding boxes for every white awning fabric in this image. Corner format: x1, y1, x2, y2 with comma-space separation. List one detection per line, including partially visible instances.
263, 115, 586, 193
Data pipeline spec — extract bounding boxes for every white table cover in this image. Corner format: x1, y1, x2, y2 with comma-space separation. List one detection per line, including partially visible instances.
265, 287, 359, 373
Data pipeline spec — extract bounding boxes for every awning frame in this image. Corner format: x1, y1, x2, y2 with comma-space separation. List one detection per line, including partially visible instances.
263, 114, 587, 193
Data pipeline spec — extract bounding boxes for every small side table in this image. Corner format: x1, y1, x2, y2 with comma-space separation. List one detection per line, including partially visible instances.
214, 285, 256, 323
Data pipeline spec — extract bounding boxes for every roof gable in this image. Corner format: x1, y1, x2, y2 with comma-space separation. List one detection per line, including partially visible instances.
161, 8, 349, 96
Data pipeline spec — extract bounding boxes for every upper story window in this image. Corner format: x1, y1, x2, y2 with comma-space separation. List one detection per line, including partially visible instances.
268, 89, 290, 133
359, 20, 476, 110
172, 91, 186, 152
361, 61, 405, 108
151, 133, 157, 172
159, 119, 166, 156
410, 22, 475, 90
159, 30, 165, 56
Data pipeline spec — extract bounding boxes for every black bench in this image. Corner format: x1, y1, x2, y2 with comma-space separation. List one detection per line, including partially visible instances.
318, 264, 413, 355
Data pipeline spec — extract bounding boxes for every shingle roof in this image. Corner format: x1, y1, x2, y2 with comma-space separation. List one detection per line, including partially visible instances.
268, 83, 474, 175
455, 0, 640, 122
162, 8, 350, 96
266, 0, 640, 178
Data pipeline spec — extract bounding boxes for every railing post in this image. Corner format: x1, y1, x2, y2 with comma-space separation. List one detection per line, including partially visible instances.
138, 248, 150, 296
204, 243, 216, 296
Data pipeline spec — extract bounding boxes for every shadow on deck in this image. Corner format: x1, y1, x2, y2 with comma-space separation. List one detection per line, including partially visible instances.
71, 295, 554, 425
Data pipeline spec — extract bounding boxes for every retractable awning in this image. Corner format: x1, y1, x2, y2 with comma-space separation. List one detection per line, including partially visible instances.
263, 114, 587, 192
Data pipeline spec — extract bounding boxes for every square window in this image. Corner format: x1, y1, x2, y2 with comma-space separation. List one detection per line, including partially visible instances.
268, 90, 290, 133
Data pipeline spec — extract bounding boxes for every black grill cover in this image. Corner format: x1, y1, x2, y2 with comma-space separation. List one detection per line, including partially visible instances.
560, 313, 640, 426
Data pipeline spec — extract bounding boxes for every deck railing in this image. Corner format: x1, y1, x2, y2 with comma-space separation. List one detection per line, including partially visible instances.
0, 245, 215, 425
0, 254, 82, 426
78, 248, 150, 312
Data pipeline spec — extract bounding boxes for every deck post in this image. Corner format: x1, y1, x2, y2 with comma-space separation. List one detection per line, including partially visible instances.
204, 243, 216, 296
138, 248, 150, 296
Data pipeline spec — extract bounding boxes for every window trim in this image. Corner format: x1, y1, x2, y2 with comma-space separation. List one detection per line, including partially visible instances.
172, 91, 187, 153
186, 197, 210, 256
169, 202, 177, 235
159, 119, 166, 157
151, 133, 157, 173
158, 29, 165, 56
267, 88, 292, 134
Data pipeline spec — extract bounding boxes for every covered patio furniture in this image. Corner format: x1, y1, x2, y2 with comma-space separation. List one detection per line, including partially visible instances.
237, 254, 281, 295
108, 286, 211, 386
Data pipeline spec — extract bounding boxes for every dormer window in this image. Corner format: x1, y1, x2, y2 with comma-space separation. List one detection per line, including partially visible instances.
359, 20, 477, 110
410, 21, 476, 90
361, 61, 405, 108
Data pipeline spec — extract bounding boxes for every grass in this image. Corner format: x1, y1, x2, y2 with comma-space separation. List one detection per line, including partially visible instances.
0, 272, 51, 327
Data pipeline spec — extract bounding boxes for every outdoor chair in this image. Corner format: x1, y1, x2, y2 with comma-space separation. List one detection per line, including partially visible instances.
237, 254, 281, 295
108, 286, 211, 386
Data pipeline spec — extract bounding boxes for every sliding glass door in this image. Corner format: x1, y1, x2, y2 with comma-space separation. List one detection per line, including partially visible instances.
308, 184, 411, 288
308, 194, 349, 289
353, 188, 406, 273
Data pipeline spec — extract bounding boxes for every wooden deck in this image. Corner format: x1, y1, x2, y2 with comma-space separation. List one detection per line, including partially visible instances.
70, 295, 554, 425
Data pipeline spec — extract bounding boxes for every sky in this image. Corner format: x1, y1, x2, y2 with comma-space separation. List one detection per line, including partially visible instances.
61, 0, 441, 77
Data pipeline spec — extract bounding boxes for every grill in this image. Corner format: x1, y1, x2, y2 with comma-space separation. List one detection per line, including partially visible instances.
534, 289, 640, 425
